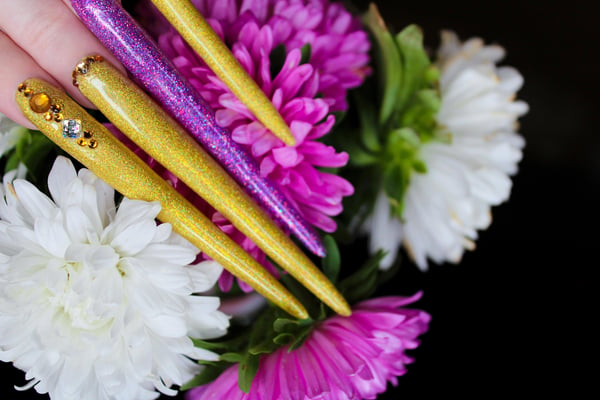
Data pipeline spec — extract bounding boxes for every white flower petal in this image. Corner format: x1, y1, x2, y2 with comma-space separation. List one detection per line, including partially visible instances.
0, 157, 229, 400
365, 31, 526, 270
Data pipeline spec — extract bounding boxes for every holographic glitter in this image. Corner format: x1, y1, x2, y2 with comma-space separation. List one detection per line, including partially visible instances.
15, 78, 309, 320
149, 0, 296, 146
73, 58, 350, 317
70, 0, 325, 258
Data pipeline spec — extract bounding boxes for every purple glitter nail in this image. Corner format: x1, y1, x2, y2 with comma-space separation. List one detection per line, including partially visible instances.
70, 0, 325, 256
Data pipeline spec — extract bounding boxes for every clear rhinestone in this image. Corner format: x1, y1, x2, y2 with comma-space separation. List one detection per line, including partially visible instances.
62, 119, 82, 139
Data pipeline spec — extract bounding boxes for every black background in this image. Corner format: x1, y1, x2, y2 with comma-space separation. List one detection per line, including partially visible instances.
1, 0, 597, 398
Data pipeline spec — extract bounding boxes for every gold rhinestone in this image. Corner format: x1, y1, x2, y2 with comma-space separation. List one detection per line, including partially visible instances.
23, 88, 33, 97
76, 62, 88, 75
50, 104, 61, 113
76, 138, 87, 146
54, 113, 63, 122
44, 112, 53, 121
88, 139, 98, 148
29, 92, 51, 113
17, 83, 27, 92
83, 131, 92, 139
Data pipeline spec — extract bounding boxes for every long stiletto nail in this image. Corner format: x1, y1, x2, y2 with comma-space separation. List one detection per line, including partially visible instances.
15, 78, 309, 320
70, 0, 325, 257
150, 0, 296, 146
73, 56, 351, 317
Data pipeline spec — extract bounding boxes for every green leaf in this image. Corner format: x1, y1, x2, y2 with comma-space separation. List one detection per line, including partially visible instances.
220, 352, 244, 363
338, 251, 386, 304
300, 43, 312, 65
192, 338, 240, 352
10, 131, 58, 186
362, 3, 403, 125
273, 318, 297, 333
288, 329, 311, 351
238, 354, 260, 393
353, 92, 382, 153
273, 332, 295, 346
382, 163, 406, 211
321, 235, 341, 284
394, 24, 431, 112
399, 89, 441, 141
344, 142, 380, 167
269, 43, 287, 78
180, 363, 229, 391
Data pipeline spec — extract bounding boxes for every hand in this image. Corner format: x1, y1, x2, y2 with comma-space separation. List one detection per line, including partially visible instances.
0, 0, 126, 128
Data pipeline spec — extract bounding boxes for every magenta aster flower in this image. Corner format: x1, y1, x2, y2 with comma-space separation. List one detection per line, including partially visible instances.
156, 0, 369, 233
186, 293, 431, 400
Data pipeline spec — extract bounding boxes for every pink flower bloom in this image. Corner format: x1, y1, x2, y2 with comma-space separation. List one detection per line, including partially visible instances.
186, 293, 431, 400
156, 0, 369, 233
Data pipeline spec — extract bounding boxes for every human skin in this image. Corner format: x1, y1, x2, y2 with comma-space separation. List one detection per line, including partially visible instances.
0, 0, 127, 127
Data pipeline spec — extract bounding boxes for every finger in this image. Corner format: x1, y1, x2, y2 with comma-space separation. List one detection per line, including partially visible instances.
0, 0, 127, 110
0, 31, 59, 129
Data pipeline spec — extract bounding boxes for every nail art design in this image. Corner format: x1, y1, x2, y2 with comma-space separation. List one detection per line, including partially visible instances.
70, 0, 325, 257
15, 78, 309, 320
149, 0, 296, 146
72, 56, 350, 317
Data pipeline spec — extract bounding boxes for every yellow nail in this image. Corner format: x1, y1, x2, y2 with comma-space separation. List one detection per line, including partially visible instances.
149, 0, 296, 146
72, 56, 351, 317
15, 78, 308, 320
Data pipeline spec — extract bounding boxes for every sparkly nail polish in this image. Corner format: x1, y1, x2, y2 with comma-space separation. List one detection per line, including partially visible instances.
70, 0, 326, 257
73, 56, 350, 317
15, 78, 309, 320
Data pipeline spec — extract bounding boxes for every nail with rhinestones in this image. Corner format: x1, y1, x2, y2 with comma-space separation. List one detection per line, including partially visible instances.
73, 56, 351, 317
15, 78, 310, 320
70, 0, 326, 259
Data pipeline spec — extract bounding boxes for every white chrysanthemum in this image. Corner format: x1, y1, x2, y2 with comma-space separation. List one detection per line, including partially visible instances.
0, 112, 27, 158
368, 31, 528, 270
0, 156, 230, 400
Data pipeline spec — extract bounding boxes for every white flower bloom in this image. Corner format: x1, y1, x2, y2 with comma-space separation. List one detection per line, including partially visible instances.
0, 112, 27, 158
0, 156, 230, 400
367, 31, 528, 271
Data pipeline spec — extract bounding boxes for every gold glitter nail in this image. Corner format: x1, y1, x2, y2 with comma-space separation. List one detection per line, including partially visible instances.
149, 0, 296, 147
73, 56, 350, 317
16, 78, 309, 320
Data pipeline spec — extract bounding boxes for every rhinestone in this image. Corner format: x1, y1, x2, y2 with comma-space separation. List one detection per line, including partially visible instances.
50, 104, 61, 113
29, 93, 51, 113
62, 119, 82, 139
88, 139, 98, 148
44, 112, 53, 121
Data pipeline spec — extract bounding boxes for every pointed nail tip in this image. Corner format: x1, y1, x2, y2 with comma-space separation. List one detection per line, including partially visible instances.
337, 306, 352, 317
330, 298, 352, 317
281, 132, 297, 147
290, 305, 310, 320
299, 235, 326, 257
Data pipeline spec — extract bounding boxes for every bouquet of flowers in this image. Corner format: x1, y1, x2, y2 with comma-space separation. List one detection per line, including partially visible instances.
0, 0, 527, 399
